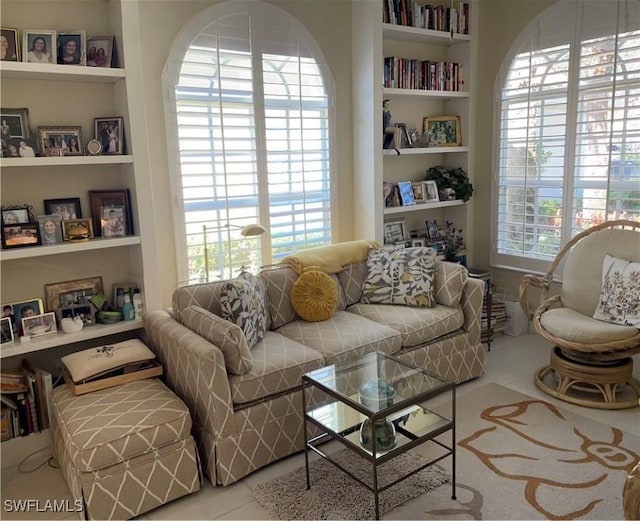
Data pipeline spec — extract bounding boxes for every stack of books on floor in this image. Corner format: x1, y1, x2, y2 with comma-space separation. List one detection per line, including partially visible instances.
0, 362, 53, 441
481, 300, 507, 343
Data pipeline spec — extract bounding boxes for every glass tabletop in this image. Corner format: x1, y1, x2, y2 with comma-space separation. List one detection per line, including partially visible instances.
304, 351, 452, 416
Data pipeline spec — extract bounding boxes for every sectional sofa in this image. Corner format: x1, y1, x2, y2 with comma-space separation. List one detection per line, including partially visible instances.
143, 243, 485, 485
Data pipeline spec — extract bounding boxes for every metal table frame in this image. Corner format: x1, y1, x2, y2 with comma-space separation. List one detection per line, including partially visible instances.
302, 352, 456, 519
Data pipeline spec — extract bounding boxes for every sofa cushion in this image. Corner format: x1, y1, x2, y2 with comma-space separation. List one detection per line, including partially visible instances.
259, 265, 300, 329
361, 247, 436, 307
172, 281, 225, 323
347, 303, 464, 348
220, 272, 267, 348
276, 310, 402, 366
593, 253, 640, 327
291, 270, 339, 322
338, 260, 367, 305
228, 331, 324, 405
182, 305, 253, 375
50, 378, 192, 472
434, 261, 468, 307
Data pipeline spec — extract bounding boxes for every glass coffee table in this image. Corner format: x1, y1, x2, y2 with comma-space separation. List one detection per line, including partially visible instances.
302, 351, 456, 519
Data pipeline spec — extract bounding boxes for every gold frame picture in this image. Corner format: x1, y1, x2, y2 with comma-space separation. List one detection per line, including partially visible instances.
422, 115, 461, 147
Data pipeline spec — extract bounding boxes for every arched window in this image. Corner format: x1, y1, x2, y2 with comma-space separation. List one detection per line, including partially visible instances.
164, 0, 335, 282
493, 0, 639, 273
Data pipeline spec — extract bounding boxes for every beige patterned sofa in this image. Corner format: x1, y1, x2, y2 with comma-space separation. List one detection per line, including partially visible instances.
144, 247, 485, 486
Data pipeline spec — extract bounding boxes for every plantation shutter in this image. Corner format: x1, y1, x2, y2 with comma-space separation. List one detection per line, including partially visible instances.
172, 3, 333, 282
494, 0, 640, 274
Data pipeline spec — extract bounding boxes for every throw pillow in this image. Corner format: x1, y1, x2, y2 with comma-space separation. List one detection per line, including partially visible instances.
220, 272, 267, 348
361, 247, 436, 307
290, 270, 339, 322
593, 253, 640, 327
182, 306, 253, 375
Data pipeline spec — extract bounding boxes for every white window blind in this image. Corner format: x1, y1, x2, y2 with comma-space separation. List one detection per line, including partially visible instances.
169, 2, 333, 282
494, 0, 640, 274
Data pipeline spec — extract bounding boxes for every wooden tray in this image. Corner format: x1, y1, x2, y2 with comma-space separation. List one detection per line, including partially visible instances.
64, 361, 163, 395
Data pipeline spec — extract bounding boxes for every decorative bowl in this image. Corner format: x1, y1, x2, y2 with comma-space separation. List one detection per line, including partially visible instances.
60, 317, 84, 334
98, 311, 123, 324
358, 378, 396, 411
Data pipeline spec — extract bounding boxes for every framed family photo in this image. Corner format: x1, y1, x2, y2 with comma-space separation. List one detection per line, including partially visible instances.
57, 31, 86, 66
426, 219, 441, 240
411, 182, 425, 203
37, 126, 83, 156
1, 317, 14, 346
424, 180, 440, 202
87, 36, 114, 67
94, 117, 124, 155
1, 205, 33, 225
1, 28, 19, 62
383, 218, 407, 244
22, 311, 57, 338
397, 181, 415, 206
423, 115, 462, 147
44, 198, 82, 220
89, 189, 133, 237
45, 276, 103, 321
1, 222, 41, 249
37, 215, 63, 245
1, 107, 31, 139
2, 298, 44, 336
22, 30, 56, 64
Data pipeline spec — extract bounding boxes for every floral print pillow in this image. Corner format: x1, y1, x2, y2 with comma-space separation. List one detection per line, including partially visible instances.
593, 254, 640, 327
220, 272, 267, 348
361, 247, 436, 307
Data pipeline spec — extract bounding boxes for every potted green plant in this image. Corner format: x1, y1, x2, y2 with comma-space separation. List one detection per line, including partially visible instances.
425, 166, 474, 202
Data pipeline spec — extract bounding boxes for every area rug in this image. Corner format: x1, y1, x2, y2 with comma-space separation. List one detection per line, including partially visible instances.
253, 449, 450, 520
412, 383, 640, 520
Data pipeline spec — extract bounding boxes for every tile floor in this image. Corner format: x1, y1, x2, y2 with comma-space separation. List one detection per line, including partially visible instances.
1, 333, 638, 520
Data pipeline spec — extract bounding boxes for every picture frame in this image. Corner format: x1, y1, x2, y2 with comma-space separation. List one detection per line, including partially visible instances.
2, 298, 44, 336
94, 117, 124, 155
426, 219, 441, 240
22, 30, 56, 64
411, 238, 426, 248
397, 181, 416, 206
1, 28, 19, 62
89, 189, 133, 237
0, 317, 14, 346
44, 276, 103, 321
1, 223, 41, 249
422, 115, 462, 147
383, 218, 407, 244
424, 180, 440, 202
1, 107, 31, 139
61, 218, 94, 241
1, 205, 34, 224
44, 198, 82, 220
411, 182, 426, 203
57, 31, 86, 66
37, 126, 83, 156
37, 214, 63, 245
7, 137, 38, 158
87, 36, 114, 68
22, 312, 57, 338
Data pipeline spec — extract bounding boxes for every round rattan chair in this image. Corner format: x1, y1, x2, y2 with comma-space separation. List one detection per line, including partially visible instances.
520, 220, 640, 409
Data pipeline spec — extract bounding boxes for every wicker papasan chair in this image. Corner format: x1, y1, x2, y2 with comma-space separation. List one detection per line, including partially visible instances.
520, 220, 640, 409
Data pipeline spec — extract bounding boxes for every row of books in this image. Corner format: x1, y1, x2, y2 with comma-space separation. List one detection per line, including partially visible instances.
0, 363, 53, 441
384, 57, 464, 92
383, 1, 471, 35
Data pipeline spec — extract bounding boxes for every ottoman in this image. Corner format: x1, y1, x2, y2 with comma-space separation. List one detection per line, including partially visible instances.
50, 378, 201, 520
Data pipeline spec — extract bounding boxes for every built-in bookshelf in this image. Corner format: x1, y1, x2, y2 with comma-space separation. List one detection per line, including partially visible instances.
352, 0, 475, 260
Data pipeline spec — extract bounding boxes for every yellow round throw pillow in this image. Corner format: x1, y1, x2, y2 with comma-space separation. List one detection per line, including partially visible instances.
291, 270, 339, 322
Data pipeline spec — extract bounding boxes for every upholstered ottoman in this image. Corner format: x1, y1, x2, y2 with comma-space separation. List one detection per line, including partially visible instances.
50, 378, 201, 520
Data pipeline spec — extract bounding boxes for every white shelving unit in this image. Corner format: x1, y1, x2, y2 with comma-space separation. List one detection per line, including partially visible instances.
352, 0, 476, 259
0, 0, 159, 369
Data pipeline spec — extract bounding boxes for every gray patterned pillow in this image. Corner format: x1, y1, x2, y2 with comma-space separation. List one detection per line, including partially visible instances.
361, 247, 436, 307
220, 272, 267, 348
182, 305, 253, 375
